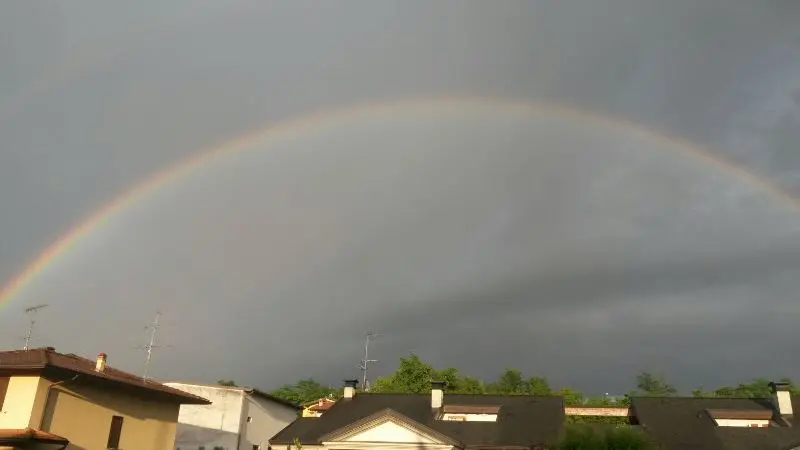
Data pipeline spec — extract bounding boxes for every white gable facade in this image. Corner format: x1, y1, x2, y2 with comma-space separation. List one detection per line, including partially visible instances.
321, 415, 456, 450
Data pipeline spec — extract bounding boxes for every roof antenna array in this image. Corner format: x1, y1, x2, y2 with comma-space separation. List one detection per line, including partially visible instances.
360, 330, 382, 392
23, 304, 49, 350
134, 311, 174, 382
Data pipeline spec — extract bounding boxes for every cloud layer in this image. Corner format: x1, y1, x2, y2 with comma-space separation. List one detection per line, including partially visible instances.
1, 1, 799, 393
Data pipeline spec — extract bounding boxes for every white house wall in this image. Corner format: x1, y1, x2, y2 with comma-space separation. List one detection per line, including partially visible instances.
165, 383, 246, 450
239, 394, 299, 450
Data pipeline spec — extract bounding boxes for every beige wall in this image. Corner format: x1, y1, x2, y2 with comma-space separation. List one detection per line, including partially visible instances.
40, 381, 180, 450
0, 375, 51, 429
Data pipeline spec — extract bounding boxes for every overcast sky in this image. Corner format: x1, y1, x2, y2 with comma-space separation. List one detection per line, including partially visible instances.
1, 0, 799, 395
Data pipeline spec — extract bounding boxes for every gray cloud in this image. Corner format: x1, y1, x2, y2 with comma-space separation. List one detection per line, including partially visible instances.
1, 0, 799, 394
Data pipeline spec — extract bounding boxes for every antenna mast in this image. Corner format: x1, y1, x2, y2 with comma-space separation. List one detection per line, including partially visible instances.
23, 304, 49, 350
136, 311, 172, 381
360, 331, 382, 391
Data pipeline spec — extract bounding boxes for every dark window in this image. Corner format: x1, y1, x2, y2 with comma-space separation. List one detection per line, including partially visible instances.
106, 415, 123, 449
253, 446, 259, 450
0, 377, 9, 408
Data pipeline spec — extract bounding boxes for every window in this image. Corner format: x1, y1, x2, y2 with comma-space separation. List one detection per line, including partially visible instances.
247, 416, 253, 423
106, 415, 123, 449
253, 446, 260, 450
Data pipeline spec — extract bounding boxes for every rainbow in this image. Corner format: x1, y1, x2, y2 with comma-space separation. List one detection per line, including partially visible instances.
1, 96, 797, 306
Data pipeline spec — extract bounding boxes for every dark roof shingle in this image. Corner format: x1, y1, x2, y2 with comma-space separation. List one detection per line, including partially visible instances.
631, 396, 800, 450
270, 393, 564, 448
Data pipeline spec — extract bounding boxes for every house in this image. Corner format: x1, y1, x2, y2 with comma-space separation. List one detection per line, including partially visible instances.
164, 381, 301, 450
0, 347, 210, 450
271, 379, 800, 450
301, 397, 337, 418
628, 381, 800, 450
269, 380, 565, 450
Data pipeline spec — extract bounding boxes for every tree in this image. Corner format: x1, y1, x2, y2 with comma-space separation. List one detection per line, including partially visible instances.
554, 387, 584, 406
527, 377, 552, 395
489, 368, 527, 394
271, 378, 338, 405
634, 372, 676, 396
217, 379, 237, 386
371, 354, 436, 393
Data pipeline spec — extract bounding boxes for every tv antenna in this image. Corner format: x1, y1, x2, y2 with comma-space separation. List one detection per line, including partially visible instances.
135, 311, 173, 381
360, 331, 382, 391
23, 304, 49, 350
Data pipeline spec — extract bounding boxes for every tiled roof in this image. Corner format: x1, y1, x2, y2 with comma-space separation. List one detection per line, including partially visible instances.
0, 348, 209, 405
0, 427, 69, 444
270, 393, 564, 448
303, 397, 337, 412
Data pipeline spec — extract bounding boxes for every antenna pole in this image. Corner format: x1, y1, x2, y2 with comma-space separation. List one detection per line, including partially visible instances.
23, 304, 49, 350
136, 311, 173, 381
360, 331, 381, 391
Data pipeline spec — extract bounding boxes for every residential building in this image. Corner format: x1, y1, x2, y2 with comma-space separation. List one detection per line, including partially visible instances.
0, 347, 210, 450
627, 381, 800, 449
164, 382, 301, 450
270, 380, 564, 450
270, 379, 800, 450
301, 397, 337, 418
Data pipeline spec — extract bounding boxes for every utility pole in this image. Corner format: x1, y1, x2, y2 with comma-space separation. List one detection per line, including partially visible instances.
360, 331, 382, 391
23, 304, 49, 350
136, 311, 172, 381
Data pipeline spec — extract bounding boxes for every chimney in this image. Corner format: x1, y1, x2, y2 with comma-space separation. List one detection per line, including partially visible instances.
769, 381, 793, 416
431, 381, 447, 409
95, 352, 107, 373
343, 379, 358, 399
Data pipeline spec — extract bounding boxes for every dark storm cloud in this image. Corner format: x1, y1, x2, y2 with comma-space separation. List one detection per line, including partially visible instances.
0, 0, 799, 393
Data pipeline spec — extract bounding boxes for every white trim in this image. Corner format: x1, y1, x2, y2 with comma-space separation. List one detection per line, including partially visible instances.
322, 442, 455, 450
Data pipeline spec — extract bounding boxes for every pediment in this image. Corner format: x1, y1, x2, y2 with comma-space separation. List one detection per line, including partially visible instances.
321, 409, 456, 445
343, 419, 439, 444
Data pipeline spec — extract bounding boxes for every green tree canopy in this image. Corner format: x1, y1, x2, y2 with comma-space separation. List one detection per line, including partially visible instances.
217, 379, 237, 386
272, 353, 798, 410
271, 378, 338, 405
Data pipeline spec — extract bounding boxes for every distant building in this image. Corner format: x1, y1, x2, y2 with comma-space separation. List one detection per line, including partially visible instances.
0, 347, 209, 450
301, 397, 337, 417
164, 381, 301, 450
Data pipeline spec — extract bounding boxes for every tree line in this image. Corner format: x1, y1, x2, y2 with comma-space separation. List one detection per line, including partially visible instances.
264, 354, 798, 408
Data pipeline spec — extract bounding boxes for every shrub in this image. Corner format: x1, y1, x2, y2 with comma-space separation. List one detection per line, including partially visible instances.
555, 424, 655, 450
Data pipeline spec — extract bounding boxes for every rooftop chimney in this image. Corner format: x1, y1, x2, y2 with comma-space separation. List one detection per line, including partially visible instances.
769, 381, 793, 416
431, 380, 447, 409
343, 379, 358, 399
95, 352, 107, 373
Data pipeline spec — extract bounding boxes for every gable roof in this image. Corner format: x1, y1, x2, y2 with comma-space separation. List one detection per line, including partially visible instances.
0, 348, 209, 405
164, 381, 301, 410
269, 393, 564, 448
631, 396, 800, 450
